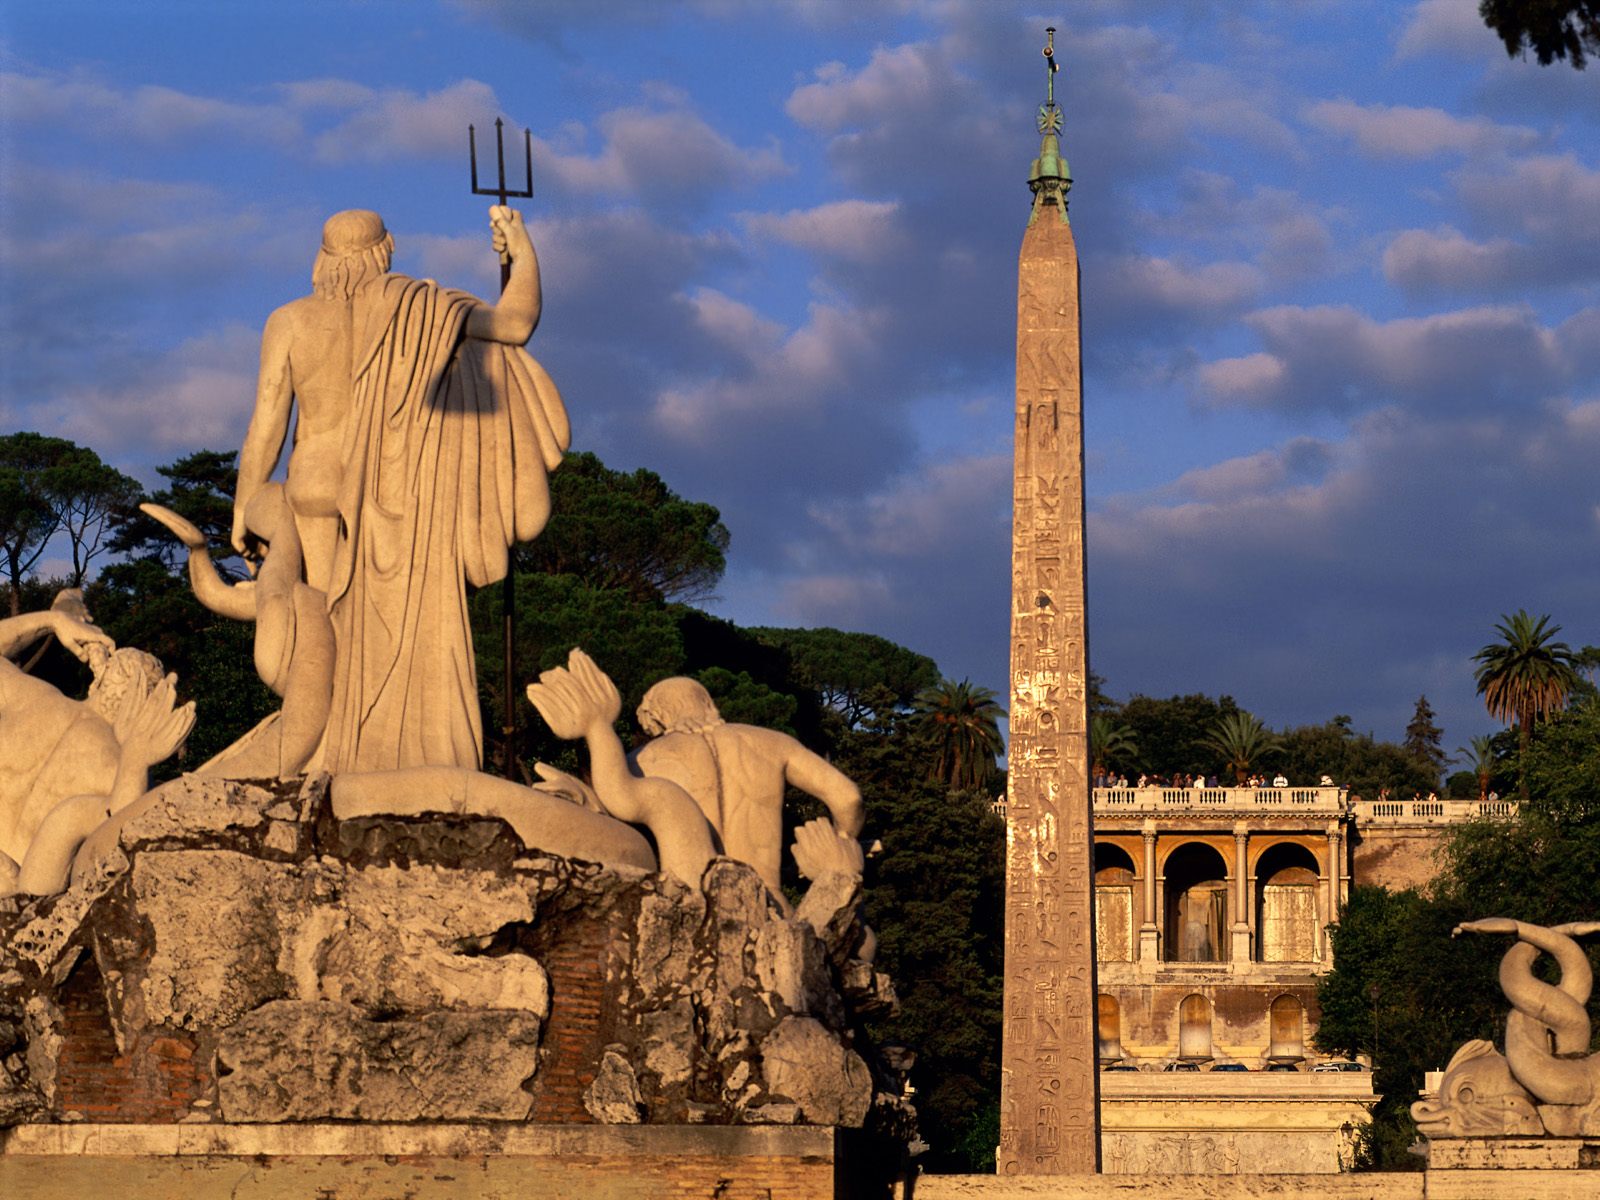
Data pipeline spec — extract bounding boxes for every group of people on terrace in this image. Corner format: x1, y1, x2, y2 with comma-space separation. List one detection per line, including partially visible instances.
1091, 771, 1340, 790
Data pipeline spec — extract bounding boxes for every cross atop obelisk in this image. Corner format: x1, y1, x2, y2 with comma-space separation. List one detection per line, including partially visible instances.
996, 26, 1100, 1177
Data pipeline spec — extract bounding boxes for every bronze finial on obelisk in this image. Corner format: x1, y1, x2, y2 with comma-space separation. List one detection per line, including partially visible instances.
996, 26, 1101, 1176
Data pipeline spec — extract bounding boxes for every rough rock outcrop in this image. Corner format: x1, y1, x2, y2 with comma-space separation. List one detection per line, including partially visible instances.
0, 773, 897, 1131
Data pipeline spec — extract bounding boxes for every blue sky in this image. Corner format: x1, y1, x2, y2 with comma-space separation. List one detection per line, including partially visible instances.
3, 1, 1597, 760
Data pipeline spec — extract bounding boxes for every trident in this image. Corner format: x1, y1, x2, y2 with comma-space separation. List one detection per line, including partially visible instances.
469, 117, 534, 780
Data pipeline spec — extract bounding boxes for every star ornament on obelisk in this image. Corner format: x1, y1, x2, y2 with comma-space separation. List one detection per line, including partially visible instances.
996, 26, 1101, 1176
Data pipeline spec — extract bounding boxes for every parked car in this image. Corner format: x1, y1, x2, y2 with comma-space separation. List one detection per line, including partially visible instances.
1265, 1061, 1300, 1072
1313, 1060, 1367, 1073
1210, 1062, 1250, 1072
1102, 1063, 1140, 1072
1162, 1061, 1201, 1072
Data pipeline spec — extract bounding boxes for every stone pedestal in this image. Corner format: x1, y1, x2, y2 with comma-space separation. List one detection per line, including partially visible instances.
1423, 1135, 1600, 1200
0, 1123, 844, 1200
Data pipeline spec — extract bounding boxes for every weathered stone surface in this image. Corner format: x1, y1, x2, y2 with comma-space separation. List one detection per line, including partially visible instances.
758, 1016, 872, 1127
217, 1000, 541, 1121
134, 851, 294, 1030
584, 1048, 644, 1124
1, 775, 900, 1134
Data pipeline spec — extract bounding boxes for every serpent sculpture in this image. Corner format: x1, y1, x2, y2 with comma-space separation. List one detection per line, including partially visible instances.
1412, 918, 1600, 1138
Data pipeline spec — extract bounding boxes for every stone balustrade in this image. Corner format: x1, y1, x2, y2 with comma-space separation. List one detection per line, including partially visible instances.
1351, 797, 1516, 825
1092, 786, 1346, 817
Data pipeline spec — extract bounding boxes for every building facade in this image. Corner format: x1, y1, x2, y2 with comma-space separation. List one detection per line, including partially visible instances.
1074, 784, 1510, 1172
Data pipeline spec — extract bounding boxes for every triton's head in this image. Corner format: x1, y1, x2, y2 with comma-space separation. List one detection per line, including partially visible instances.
311, 209, 394, 299
86, 647, 163, 723
638, 677, 723, 736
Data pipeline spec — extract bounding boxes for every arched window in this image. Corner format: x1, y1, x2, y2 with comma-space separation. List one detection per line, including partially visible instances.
1178, 993, 1213, 1061
1269, 994, 1305, 1061
1164, 842, 1228, 962
1255, 843, 1321, 962
1095, 843, 1137, 963
1097, 993, 1123, 1062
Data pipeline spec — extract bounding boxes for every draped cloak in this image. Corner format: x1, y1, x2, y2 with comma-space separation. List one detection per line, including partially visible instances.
319, 274, 569, 773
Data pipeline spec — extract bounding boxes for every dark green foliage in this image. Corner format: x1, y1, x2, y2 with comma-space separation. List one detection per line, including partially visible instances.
1111, 692, 1241, 777
1319, 685, 1600, 1169
910, 679, 1006, 792
515, 451, 729, 604
678, 609, 826, 747
750, 626, 939, 728
1402, 695, 1448, 783
1277, 720, 1440, 799
0, 432, 141, 612
836, 700, 1005, 1175
1316, 886, 1500, 1170
472, 572, 686, 774
107, 449, 246, 577
694, 666, 797, 733
1202, 710, 1284, 784
1480, 0, 1600, 68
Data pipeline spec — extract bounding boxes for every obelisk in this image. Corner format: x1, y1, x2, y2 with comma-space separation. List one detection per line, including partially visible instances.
996, 28, 1100, 1176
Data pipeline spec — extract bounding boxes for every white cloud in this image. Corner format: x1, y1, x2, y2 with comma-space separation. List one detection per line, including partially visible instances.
1382, 227, 1520, 292
651, 300, 888, 438
809, 453, 1008, 559
1196, 352, 1286, 404
1305, 98, 1537, 159
27, 325, 260, 457
1199, 303, 1580, 414
536, 105, 787, 205
787, 43, 941, 133
739, 200, 904, 263
681, 288, 785, 358
1383, 155, 1600, 294
1098, 255, 1264, 325
308, 79, 503, 164
1396, 0, 1498, 62
0, 68, 299, 145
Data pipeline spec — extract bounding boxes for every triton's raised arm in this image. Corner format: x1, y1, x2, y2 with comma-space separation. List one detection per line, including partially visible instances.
464, 206, 542, 345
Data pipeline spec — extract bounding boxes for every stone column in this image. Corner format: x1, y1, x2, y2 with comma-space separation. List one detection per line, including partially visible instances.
1231, 822, 1251, 963
1139, 821, 1159, 963
998, 87, 1098, 1175
1324, 822, 1343, 961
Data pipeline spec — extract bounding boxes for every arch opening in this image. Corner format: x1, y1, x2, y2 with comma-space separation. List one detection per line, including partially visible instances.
1097, 993, 1123, 1062
1268, 994, 1306, 1061
1164, 842, 1228, 962
1178, 992, 1213, 1061
1095, 843, 1137, 963
1255, 843, 1321, 963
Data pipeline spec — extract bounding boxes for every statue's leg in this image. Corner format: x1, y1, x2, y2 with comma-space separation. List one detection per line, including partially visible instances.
285, 437, 344, 593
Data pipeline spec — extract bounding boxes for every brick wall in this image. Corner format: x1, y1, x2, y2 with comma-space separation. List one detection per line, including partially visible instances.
50, 956, 212, 1123
526, 905, 616, 1122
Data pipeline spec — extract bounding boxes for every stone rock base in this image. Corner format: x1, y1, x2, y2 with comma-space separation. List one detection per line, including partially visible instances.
0, 1122, 841, 1200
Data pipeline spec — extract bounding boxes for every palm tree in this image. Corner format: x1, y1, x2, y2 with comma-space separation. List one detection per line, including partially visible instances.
1472, 610, 1580, 800
1454, 735, 1497, 803
1090, 715, 1139, 780
911, 678, 1006, 791
1202, 711, 1284, 786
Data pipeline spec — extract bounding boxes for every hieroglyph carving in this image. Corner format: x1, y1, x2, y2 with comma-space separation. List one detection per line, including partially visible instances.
998, 199, 1099, 1175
